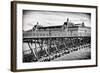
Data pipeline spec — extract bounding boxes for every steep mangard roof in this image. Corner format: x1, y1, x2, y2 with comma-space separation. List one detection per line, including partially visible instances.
25, 18, 90, 32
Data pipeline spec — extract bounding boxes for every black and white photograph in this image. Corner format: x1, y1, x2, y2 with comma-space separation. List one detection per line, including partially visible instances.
23, 10, 91, 62
11, 1, 97, 71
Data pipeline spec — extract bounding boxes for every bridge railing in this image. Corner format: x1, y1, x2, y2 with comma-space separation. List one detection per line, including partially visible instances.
23, 30, 91, 38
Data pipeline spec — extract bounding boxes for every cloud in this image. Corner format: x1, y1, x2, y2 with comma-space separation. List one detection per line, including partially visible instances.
23, 10, 91, 31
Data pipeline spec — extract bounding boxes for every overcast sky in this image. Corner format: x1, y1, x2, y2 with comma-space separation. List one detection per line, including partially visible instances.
23, 10, 91, 31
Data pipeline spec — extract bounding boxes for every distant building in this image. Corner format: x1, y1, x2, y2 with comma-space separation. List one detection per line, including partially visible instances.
23, 18, 91, 39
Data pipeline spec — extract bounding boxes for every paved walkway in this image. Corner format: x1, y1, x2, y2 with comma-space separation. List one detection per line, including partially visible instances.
53, 47, 91, 61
